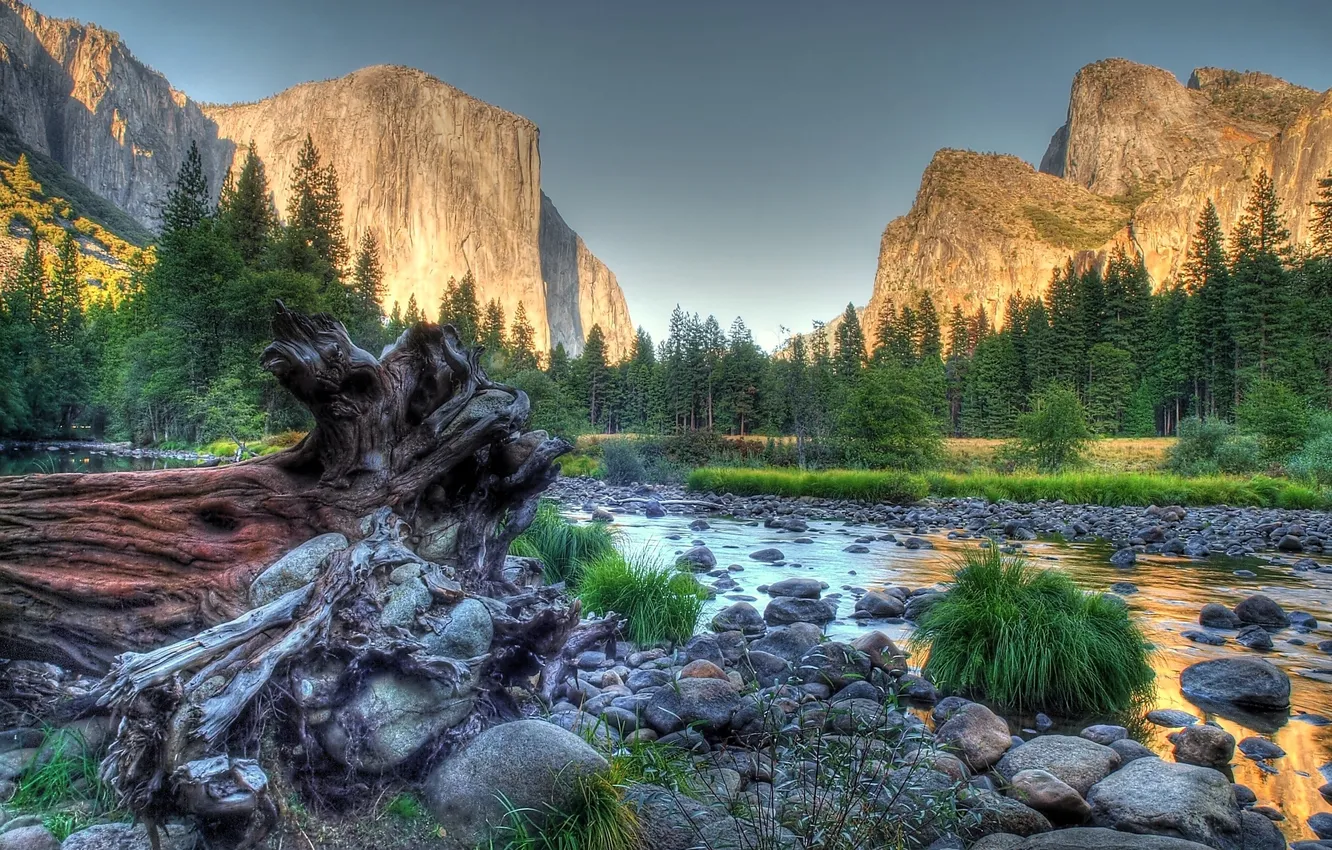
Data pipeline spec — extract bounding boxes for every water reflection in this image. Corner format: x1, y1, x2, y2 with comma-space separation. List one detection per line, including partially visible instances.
0, 448, 205, 476
582, 507, 1332, 841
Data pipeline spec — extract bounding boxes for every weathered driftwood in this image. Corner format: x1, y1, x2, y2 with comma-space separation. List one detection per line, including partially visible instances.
0, 304, 570, 672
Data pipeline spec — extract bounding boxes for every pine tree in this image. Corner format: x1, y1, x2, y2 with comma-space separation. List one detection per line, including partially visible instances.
509, 302, 538, 371
404, 293, 422, 326
480, 299, 506, 359
871, 301, 897, 363
916, 293, 943, 361
1181, 201, 1232, 415
834, 302, 865, 379
7, 233, 44, 325
440, 273, 481, 346
46, 231, 82, 345
580, 324, 609, 428
944, 305, 969, 434
283, 134, 346, 285
1228, 169, 1291, 393
161, 141, 211, 238
1313, 171, 1332, 257
892, 305, 918, 366
218, 141, 276, 265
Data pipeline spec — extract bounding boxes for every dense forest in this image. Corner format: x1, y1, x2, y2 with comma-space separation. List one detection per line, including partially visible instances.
1, 138, 1331, 467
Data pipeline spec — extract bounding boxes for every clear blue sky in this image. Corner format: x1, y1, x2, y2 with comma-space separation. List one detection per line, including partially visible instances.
32, 0, 1332, 350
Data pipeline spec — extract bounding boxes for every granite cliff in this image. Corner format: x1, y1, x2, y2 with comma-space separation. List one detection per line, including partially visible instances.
868, 58, 1330, 342
0, 0, 631, 357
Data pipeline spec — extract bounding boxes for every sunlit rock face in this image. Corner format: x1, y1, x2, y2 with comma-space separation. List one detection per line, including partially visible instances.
866, 58, 1330, 340
0, 0, 632, 358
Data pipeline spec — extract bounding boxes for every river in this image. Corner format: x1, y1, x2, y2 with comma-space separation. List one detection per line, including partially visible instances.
565, 505, 1332, 842
0, 445, 208, 476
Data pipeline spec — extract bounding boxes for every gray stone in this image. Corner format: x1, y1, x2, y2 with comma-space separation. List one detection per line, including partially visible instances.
748, 547, 785, 562
1087, 758, 1242, 850
1233, 594, 1289, 627
961, 790, 1052, 838
710, 602, 766, 635
997, 828, 1216, 849
796, 641, 871, 690
1199, 603, 1241, 629
60, 824, 197, 850
422, 598, 493, 659
1110, 548, 1136, 568
765, 577, 823, 599
677, 546, 716, 571
904, 590, 945, 621
854, 590, 906, 618
763, 596, 834, 626
1237, 736, 1285, 760
249, 533, 348, 606
379, 577, 431, 629
1235, 624, 1274, 650
1079, 724, 1127, 745
751, 623, 821, 662
319, 670, 475, 771
1146, 709, 1199, 728
936, 703, 1012, 771
424, 719, 607, 849
1179, 658, 1291, 710
0, 827, 56, 850
1006, 769, 1090, 823
643, 678, 741, 736
996, 735, 1121, 797
1109, 738, 1156, 765
1168, 724, 1235, 768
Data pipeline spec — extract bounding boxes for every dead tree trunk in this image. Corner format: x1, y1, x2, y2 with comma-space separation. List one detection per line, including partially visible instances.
0, 304, 570, 673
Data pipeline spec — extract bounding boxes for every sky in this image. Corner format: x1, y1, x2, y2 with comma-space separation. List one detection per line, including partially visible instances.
32, 0, 1332, 350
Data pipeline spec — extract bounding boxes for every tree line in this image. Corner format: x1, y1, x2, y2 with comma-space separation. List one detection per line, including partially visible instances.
2, 143, 1331, 464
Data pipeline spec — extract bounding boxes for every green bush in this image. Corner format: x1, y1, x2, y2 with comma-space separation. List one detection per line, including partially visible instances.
577, 550, 707, 645
509, 501, 618, 585
834, 364, 942, 469
911, 547, 1154, 715
687, 467, 929, 504
557, 453, 602, 479
1238, 379, 1309, 464
1214, 434, 1262, 475
1012, 384, 1091, 471
600, 439, 646, 485
1289, 413, 1332, 486
924, 470, 1322, 508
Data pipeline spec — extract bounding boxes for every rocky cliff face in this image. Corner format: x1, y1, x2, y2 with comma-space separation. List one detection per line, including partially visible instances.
0, 0, 631, 359
871, 59, 1330, 339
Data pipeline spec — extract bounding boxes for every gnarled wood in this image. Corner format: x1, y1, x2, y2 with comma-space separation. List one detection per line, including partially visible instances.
0, 304, 570, 672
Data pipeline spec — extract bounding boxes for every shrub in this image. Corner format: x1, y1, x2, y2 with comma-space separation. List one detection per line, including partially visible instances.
835, 364, 942, 469
911, 547, 1154, 716
1012, 384, 1091, 471
1168, 417, 1231, 475
687, 467, 928, 503
509, 501, 618, 585
600, 440, 646, 485
1289, 413, 1332, 486
1237, 379, 1309, 464
578, 550, 707, 645
557, 453, 602, 479
1214, 434, 1262, 475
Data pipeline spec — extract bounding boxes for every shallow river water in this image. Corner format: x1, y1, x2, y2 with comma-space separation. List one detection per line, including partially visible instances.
564, 506, 1332, 841
0, 447, 205, 476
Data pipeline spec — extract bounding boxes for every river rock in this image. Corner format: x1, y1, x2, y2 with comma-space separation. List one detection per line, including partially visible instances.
1179, 658, 1290, 710
854, 590, 906, 619
1110, 738, 1156, 765
982, 829, 1217, 849
319, 670, 475, 771
748, 548, 784, 563
60, 824, 198, 850
1237, 736, 1285, 760
1006, 769, 1091, 823
424, 719, 607, 848
763, 596, 834, 626
677, 546, 716, 571
422, 598, 493, 658
1168, 724, 1235, 768
962, 789, 1053, 838
1087, 758, 1241, 850
644, 500, 666, 518
1109, 548, 1136, 568
1233, 594, 1289, 627
850, 630, 909, 673
0, 827, 57, 850
996, 735, 1121, 797
1079, 724, 1127, 745
710, 602, 766, 635
796, 641, 871, 690
766, 577, 823, 599
248, 532, 348, 606
904, 590, 945, 621
936, 703, 1012, 771
1182, 630, 1227, 646
1147, 709, 1199, 728
644, 678, 741, 736
1199, 603, 1241, 629
751, 623, 822, 662
1235, 624, 1274, 650
1311, 812, 1332, 838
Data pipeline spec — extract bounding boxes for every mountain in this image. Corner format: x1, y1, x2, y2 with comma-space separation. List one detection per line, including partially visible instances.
0, 0, 633, 358
867, 58, 1331, 339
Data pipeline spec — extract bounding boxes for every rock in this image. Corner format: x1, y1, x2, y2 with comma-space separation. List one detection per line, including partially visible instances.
1311, 812, 1332, 839
765, 577, 822, 599
996, 735, 1121, 797
645, 500, 667, 518
1290, 611, 1319, 629
1199, 603, 1241, 629
1110, 548, 1136, 568
679, 660, 728, 681
623, 783, 715, 850
796, 641, 871, 690
1146, 709, 1198, 728
0, 827, 57, 850
962, 789, 1053, 838
1087, 758, 1242, 850
748, 548, 785, 563
1179, 658, 1290, 709
1079, 725, 1127, 745
1110, 738, 1156, 765
843, 544, 870, 553
763, 596, 834, 626
739, 650, 791, 688
644, 678, 741, 736
850, 630, 909, 673
424, 720, 607, 848
751, 623, 821, 662
854, 590, 906, 619
590, 508, 615, 522
904, 590, 945, 621
993, 828, 1217, 848
932, 695, 973, 725
935, 703, 1012, 771
689, 519, 710, 532
1233, 594, 1289, 627
1006, 769, 1091, 823
1235, 624, 1274, 650
710, 602, 766, 635
1110, 582, 1139, 595
422, 598, 493, 659
1168, 724, 1235, 768
249, 533, 348, 606
1182, 630, 1227, 646
59, 824, 199, 850
677, 545, 716, 571
1236, 736, 1285, 760
319, 670, 475, 771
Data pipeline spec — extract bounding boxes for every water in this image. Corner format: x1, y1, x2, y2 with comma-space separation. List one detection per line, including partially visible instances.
571, 507, 1332, 841
0, 447, 206, 476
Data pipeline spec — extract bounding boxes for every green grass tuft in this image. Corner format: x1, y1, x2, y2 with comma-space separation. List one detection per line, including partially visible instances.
509, 501, 620, 585
687, 467, 929, 503
383, 792, 425, 820
911, 547, 1154, 716
578, 549, 708, 645
10, 728, 121, 840
488, 765, 638, 850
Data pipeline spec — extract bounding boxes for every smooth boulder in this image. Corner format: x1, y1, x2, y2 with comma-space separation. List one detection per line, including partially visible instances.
1168, 724, 1235, 768
249, 532, 348, 606
1006, 768, 1091, 823
711, 601, 766, 635
1087, 757, 1242, 850
1179, 658, 1290, 710
936, 702, 1012, 771
1234, 594, 1289, 627
763, 596, 834, 626
644, 678, 741, 736
996, 735, 1121, 797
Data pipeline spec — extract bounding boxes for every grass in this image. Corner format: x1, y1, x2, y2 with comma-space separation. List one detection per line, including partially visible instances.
509, 500, 619, 584
687, 467, 929, 504
10, 728, 121, 840
686, 465, 1326, 508
944, 437, 1174, 474
383, 793, 425, 820
488, 763, 638, 850
556, 453, 602, 478
910, 547, 1154, 716
577, 549, 708, 645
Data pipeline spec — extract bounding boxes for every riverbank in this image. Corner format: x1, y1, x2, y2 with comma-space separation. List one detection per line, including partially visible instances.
0, 440, 217, 462
551, 475, 1332, 560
